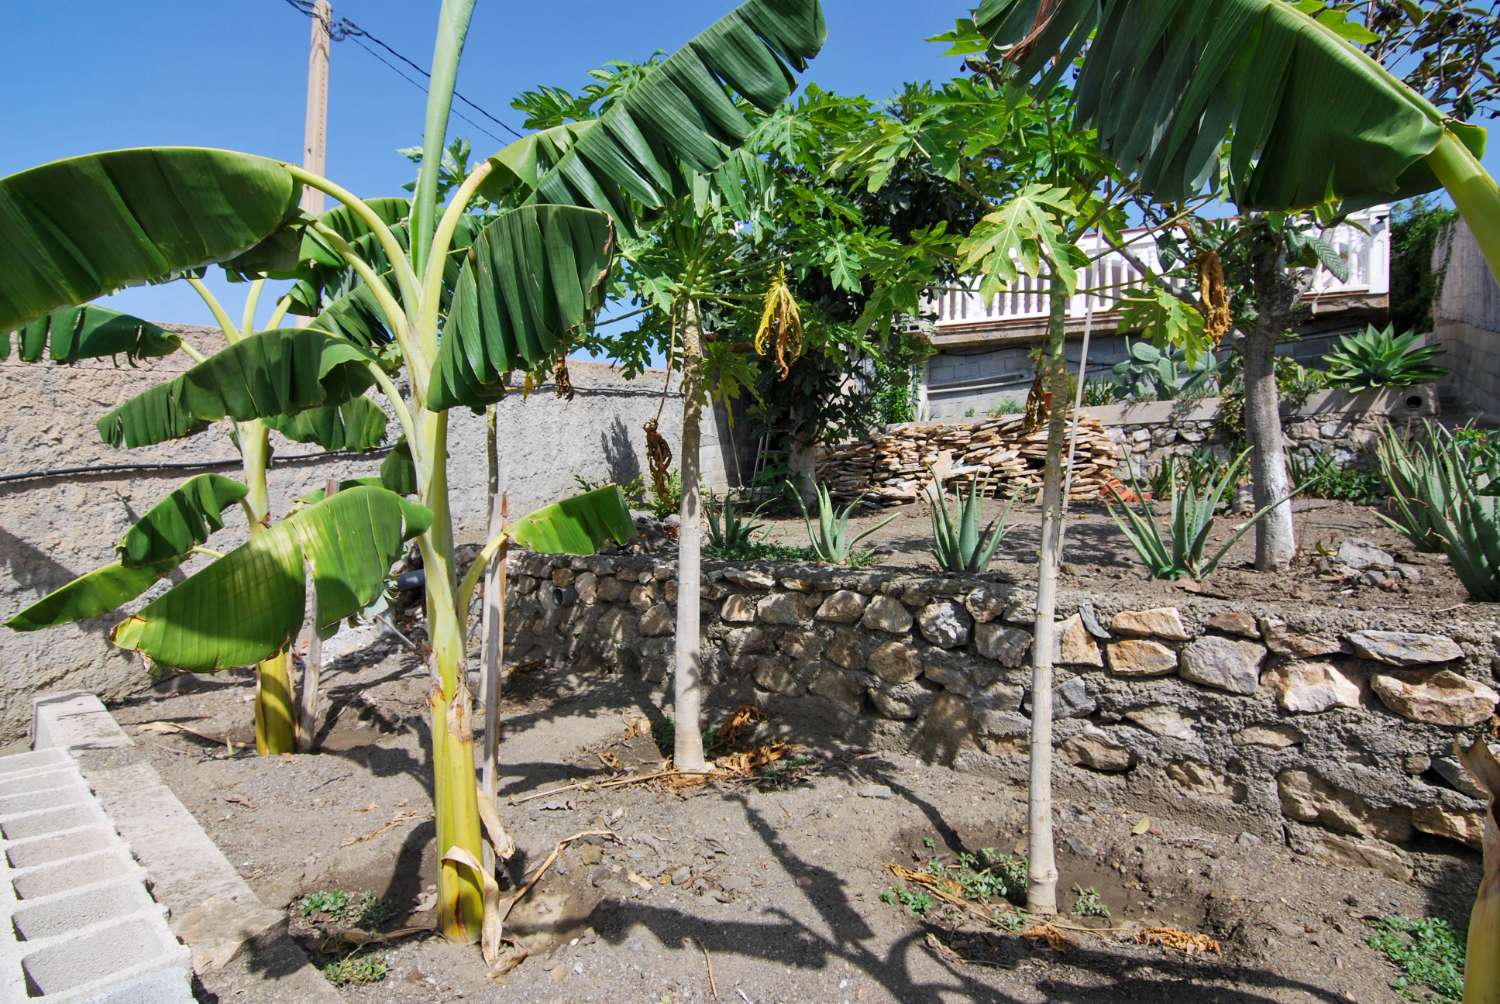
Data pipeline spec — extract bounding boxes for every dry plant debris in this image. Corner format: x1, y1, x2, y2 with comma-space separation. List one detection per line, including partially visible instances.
1136, 926, 1224, 956
1020, 922, 1079, 952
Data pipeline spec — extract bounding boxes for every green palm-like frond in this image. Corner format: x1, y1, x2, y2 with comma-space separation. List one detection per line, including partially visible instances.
4, 305, 181, 365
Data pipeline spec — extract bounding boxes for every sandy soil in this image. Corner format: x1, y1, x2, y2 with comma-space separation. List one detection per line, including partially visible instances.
111, 640, 1482, 1004
753, 497, 1476, 615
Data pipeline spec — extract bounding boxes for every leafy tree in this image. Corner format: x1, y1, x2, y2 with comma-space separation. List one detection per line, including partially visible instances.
1391, 195, 1459, 334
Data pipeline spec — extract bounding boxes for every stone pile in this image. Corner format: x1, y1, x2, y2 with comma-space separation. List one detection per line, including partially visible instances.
815, 415, 1122, 505
505, 550, 1500, 882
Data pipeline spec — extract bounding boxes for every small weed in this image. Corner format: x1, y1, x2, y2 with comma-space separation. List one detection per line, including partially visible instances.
1366, 915, 1465, 1003
320, 950, 389, 987
704, 540, 817, 562
922, 837, 936, 850
926, 849, 1029, 905
995, 909, 1029, 932
299, 889, 394, 930
881, 886, 935, 917
1072, 884, 1111, 919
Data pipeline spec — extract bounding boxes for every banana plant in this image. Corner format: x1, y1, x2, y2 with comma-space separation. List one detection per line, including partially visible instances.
974, 0, 1498, 279
5, 264, 395, 755
0, 0, 826, 950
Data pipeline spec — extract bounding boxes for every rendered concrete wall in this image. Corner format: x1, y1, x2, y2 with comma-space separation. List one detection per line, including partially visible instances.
506, 552, 1498, 879
0, 323, 732, 743
1433, 219, 1500, 413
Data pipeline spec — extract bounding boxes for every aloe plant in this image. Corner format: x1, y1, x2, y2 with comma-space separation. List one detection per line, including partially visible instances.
1107, 450, 1287, 579
1324, 323, 1446, 390
0, 0, 828, 951
706, 494, 764, 555
1376, 421, 1462, 553
788, 481, 895, 566
925, 474, 1016, 572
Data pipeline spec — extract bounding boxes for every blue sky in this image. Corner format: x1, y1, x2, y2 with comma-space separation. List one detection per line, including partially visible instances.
2, 1, 1495, 329
0, 0, 959, 327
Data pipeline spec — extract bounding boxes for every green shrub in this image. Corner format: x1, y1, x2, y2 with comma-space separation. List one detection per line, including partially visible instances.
1287, 449, 1382, 504
1147, 449, 1242, 503
1366, 915, 1465, 1003
706, 494, 763, 554
987, 399, 1024, 417
1113, 339, 1217, 402
926, 475, 1016, 572
1323, 324, 1445, 391
1081, 378, 1117, 407
1109, 450, 1285, 579
787, 481, 895, 566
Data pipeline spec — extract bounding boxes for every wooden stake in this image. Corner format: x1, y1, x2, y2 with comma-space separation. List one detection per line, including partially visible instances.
295, 477, 336, 751
479, 491, 508, 872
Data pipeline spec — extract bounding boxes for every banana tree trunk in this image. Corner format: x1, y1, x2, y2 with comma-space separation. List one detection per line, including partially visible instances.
674, 300, 710, 774
1245, 225, 1296, 571
419, 410, 485, 944
240, 419, 297, 755
1026, 276, 1069, 917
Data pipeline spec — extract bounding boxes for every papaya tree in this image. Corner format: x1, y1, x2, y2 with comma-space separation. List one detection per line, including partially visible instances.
0, 0, 826, 950
4, 256, 396, 755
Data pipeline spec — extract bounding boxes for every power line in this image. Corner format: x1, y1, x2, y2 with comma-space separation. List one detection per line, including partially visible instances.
277, 0, 524, 144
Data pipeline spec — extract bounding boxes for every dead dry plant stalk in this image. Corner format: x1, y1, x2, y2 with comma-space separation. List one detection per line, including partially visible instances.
754, 265, 804, 380
1197, 250, 1232, 348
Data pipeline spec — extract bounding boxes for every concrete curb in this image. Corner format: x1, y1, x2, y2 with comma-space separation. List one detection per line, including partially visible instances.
32, 691, 340, 1004
0, 746, 193, 1002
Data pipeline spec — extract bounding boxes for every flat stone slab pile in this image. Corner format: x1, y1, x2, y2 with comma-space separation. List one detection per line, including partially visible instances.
0, 746, 192, 1003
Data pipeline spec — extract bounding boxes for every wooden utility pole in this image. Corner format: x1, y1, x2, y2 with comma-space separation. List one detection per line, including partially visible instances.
300, 0, 331, 213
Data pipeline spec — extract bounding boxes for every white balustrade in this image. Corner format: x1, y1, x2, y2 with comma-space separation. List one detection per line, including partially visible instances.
932, 205, 1390, 328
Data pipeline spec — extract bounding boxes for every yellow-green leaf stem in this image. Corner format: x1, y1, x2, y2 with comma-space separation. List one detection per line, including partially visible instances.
419, 160, 495, 358
1426, 128, 1500, 287
186, 275, 241, 343
239, 279, 265, 338
253, 649, 297, 755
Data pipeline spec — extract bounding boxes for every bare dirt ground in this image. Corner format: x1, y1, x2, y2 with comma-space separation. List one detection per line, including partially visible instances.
110, 631, 1482, 1004
756, 497, 1475, 614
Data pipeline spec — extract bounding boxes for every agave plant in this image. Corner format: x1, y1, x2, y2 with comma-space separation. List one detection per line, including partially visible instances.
706, 494, 764, 556
0, 0, 827, 951
787, 481, 896, 566
925, 474, 1017, 572
1323, 324, 1446, 390
1107, 450, 1286, 579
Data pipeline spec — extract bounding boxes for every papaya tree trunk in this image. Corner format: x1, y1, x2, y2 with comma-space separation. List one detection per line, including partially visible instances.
1245, 224, 1297, 571
674, 300, 710, 773
240, 419, 297, 755
1026, 275, 1069, 917
419, 410, 485, 944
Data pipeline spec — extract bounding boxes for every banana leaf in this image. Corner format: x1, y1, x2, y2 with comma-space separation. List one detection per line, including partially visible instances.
264, 396, 389, 452
478, 0, 827, 231
427, 205, 615, 410
0, 148, 301, 330
112, 486, 431, 670
5, 559, 183, 632
117, 474, 249, 566
975, 0, 1486, 210
97, 328, 378, 449
4, 304, 180, 365
510, 486, 637, 555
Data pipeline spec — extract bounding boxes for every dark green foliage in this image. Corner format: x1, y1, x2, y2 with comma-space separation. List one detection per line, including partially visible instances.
1323, 324, 1445, 391
1288, 450, 1383, 504
1112, 340, 1216, 402
1390, 197, 1459, 335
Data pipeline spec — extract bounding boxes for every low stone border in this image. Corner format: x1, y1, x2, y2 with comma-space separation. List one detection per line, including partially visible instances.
31, 692, 339, 1003
507, 553, 1499, 880
0, 743, 191, 1002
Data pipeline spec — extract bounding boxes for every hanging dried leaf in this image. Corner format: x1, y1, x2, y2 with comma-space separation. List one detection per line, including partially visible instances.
1022, 368, 1048, 433
553, 356, 575, 401
1197, 250, 1232, 348
754, 265, 804, 381
644, 418, 673, 503
1005, 0, 1063, 65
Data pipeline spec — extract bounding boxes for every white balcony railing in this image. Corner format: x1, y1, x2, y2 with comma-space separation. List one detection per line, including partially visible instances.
932, 205, 1390, 328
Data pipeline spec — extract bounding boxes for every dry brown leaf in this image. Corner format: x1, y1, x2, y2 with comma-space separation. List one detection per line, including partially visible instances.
598, 751, 623, 771
1137, 926, 1223, 956
1020, 922, 1078, 952
341, 810, 422, 847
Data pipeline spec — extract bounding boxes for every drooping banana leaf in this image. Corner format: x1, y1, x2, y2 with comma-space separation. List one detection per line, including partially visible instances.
117, 474, 249, 566
97, 328, 378, 449
380, 439, 418, 496
427, 205, 615, 410
5, 559, 183, 631
0, 148, 301, 331
975, 0, 1487, 211
4, 305, 181, 365
478, 0, 827, 232
300, 197, 410, 267
509, 486, 637, 555
112, 486, 431, 670
264, 395, 389, 452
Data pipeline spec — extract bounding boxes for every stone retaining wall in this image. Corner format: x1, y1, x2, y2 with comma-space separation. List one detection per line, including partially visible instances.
1086, 385, 1439, 477
506, 553, 1498, 878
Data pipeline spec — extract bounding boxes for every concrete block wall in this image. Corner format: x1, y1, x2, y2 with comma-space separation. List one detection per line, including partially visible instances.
1432, 219, 1500, 415
0, 747, 192, 1002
